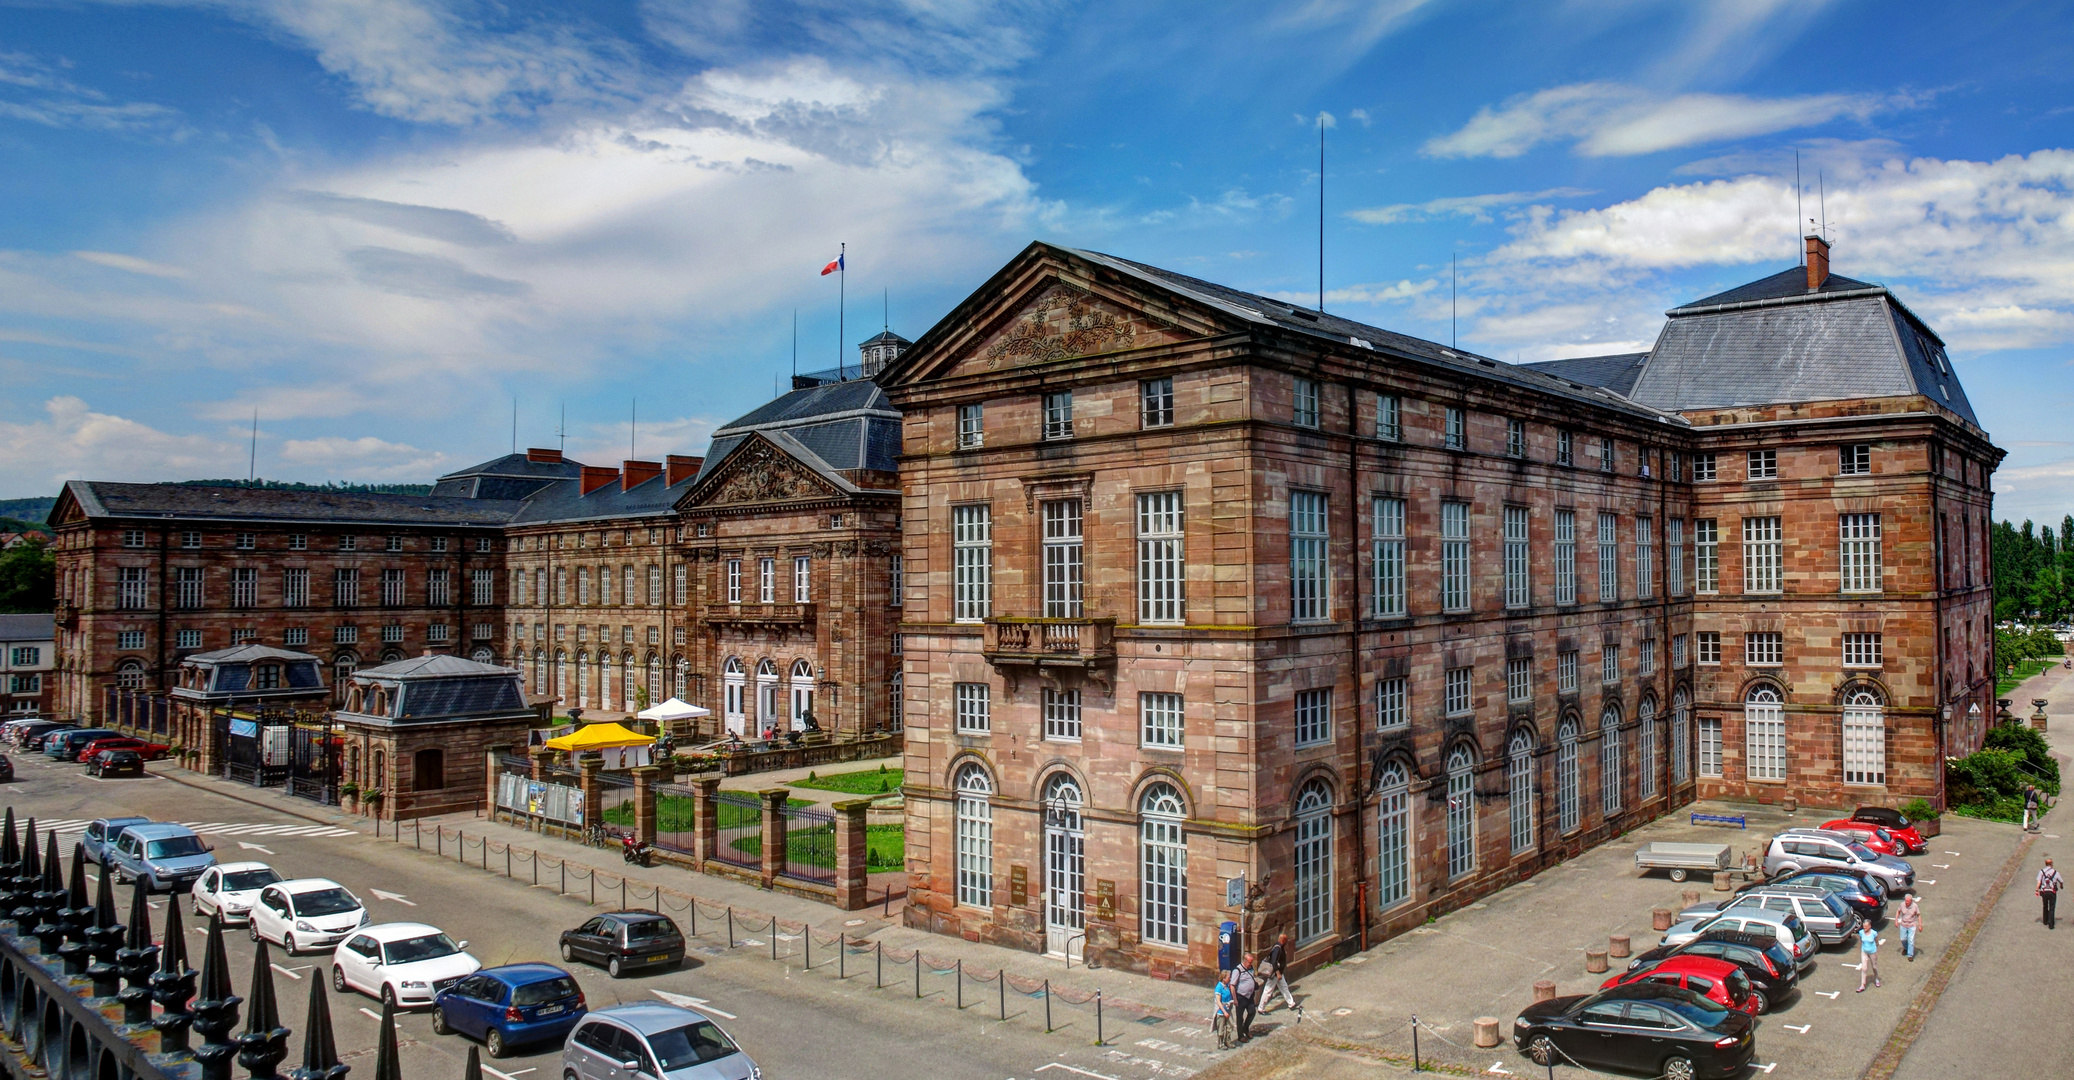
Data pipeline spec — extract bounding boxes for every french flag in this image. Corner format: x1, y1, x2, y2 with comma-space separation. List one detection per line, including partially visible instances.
820, 253, 844, 276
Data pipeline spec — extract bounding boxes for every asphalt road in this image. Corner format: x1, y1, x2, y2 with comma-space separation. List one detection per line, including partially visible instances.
0, 752, 1225, 1080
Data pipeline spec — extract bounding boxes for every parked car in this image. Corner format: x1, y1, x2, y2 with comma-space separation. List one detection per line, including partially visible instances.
88, 749, 145, 778
331, 922, 481, 1010
107, 823, 215, 892
1743, 869, 1886, 925
1678, 886, 1859, 946
1662, 908, 1816, 969
1626, 929, 1798, 1014
250, 879, 369, 954
2, 719, 63, 746
76, 736, 171, 762
83, 816, 154, 865
191, 862, 284, 924
1600, 956, 1761, 1014
1850, 807, 1929, 854
24, 725, 87, 751
558, 911, 686, 978
1513, 982, 1756, 1080
433, 963, 587, 1057
1764, 830, 1915, 892
44, 728, 113, 760
563, 1003, 760, 1080
0, 753, 12, 782
1817, 819, 1907, 857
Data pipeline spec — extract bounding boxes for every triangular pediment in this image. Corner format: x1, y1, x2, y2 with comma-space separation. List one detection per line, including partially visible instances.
953, 281, 1193, 377
677, 434, 846, 511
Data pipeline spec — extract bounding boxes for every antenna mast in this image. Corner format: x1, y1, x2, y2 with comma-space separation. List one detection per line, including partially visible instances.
1318, 112, 1326, 313
631, 398, 637, 460
558, 403, 566, 453
1450, 253, 1457, 350
511, 399, 517, 454
1795, 149, 1804, 263
248, 409, 258, 482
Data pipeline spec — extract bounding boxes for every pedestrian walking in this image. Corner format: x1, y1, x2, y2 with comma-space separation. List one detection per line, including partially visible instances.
1854, 924, 1881, 992
1223, 952, 1260, 1042
1895, 894, 1922, 961
1259, 932, 1297, 1013
2024, 785, 2042, 832
2039, 857, 2064, 930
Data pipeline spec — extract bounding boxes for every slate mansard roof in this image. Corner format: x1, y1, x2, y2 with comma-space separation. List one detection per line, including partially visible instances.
691, 379, 902, 492
431, 453, 586, 500
0, 614, 54, 643
58, 481, 524, 528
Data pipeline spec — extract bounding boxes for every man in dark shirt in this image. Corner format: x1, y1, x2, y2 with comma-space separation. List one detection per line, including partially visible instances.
1259, 932, 1297, 1013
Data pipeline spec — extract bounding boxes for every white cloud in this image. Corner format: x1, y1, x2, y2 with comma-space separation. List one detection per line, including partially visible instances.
276, 435, 449, 479
1347, 187, 1595, 225
1139, 188, 1292, 227
1269, 0, 1440, 55
0, 48, 183, 134
1423, 82, 1889, 159
0, 397, 239, 496
1269, 279, 1436, 307
72, 251, 193, 279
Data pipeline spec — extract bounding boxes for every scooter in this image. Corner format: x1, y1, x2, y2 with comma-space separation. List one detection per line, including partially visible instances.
620, 833, 652, 867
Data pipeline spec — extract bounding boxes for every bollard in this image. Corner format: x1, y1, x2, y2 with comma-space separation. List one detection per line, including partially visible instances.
506, 846, 512, 878
1412, 1013, 1421, 1072
688, 900, 695, 937
1585, 949, 1609, 973
876, 942, 883, 989
1609, 934, 1630, 959
915, 951, 921, 999
1682, 890, 1701, 907
1097, 989, 1104, 1046
839, 934, 845, 980
1653, 908, 1673, 931
771, 928, 778, 962
1473, 1017, 1501, 1049
621, 877, 627, 910
1044, 979, 1051, 1033
999, 969, 1006, 1019
1713, 870, 1732, 892
956, 959, 962, 1010
1533, 979, 1557, 1002
805, 928, 811, 970
727, 908, 734, 948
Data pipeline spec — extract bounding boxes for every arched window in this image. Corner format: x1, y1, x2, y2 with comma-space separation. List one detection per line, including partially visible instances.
789, 659, 815, 729
1043, 773, 1086, 952
1746, 686, 1786, 781
576, 651, 590, 707
333, 654, 358, 702
722, 656, 746, 735
755, 659, 780, 735
1672, 688, 1691, 782
1293, 779, 1333, 941
470, 647, 493, 664
1557, 717, 1580, 833
555, 650, 569, 701
372, 749, 386, 793
622, 653, 636, 710
1447, 746, 1476, 879
647, 653, 662, 704
1600, 707, 1623, 815
532, 652, 546, 695
672, 654, 687, 700
1842, 689, 1885, 786
116, 659, 147, 690
1637, 698, 1658, 799
954, 765, 994, 908
1507, 731, 1534, 854
599, 652, 613, 710
1140, 783, 1188, 947
1376, 761, 1410, 909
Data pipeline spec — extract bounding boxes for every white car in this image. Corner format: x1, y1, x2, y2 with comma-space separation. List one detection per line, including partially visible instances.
191, 862, 284, 924
249, 879, 369, 955
331, 922, 481, 1009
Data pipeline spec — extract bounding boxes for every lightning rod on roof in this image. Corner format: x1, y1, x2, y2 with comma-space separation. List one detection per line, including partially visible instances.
1318, 112, 1326, 314
1795, 149, 1804, 264
248, 408, 258, 482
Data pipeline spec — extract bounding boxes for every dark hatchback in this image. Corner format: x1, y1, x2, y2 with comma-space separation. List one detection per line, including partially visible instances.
1514, 982, 1757, 1080
89, 749, 145, 778
433, 963, 587, 1058
1758, 868, 1888, 924
559, 912, 685, 978
0, 754, 12, 782
1625, 929, 1798, 1014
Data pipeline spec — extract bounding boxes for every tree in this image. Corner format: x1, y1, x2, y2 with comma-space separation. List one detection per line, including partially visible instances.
0, 538, 55, 613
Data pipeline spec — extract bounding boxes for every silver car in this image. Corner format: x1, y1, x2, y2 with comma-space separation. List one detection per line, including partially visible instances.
1660, 908, 1818, 970
1763, 830, 1915, 892
563, 1004, 759, 1080
1677, 886, 1860, 945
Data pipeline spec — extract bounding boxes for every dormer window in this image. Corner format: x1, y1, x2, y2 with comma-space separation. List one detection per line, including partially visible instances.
255, 664, 280, 690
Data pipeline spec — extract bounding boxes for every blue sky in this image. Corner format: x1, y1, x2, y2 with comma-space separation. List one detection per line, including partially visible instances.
4, 0, 2073, 523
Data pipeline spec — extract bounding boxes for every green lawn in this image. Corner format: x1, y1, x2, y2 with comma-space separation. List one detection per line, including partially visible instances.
792, 766, 905, 796
728, 823, 905, 871
604, 793, 811, 832
1996, 658, 2058, 698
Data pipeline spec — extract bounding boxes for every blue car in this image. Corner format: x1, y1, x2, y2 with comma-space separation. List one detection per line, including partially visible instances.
433, 963, 586, 1058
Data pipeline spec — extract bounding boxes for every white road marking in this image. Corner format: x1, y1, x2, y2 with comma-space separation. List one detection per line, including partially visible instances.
649, 989, 737, 1020
271, 963, 305, 980
1932, 864, 1951, 869
1921, 880, 1937, 886
1756, 1063, 1778, 1074
482, 1067, 537, 1080
1035, 1065, 1123, 1080
239, 843, 276, 855
1943, 851, 1962, 856
1488, 1064, 1512, 1075
359, 1008, 382, 1021
369, 889, 415, 906
1817, 991, 1841, 999
1784, 1024, 1811, 1033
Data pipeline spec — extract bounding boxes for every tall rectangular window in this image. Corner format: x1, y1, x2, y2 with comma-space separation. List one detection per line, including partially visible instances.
1041, 500, 1085, 617
1843, 698, 1885, 785
1441, 501, 1470, 612
1694, 519, 1719, 593
1444, 407, 1465, 449
1602, 641, 1620, 683
1745, 632, 1783, 666
1743, 517, 1782, 593
1635, 516, 1654, 599
1639, 637, 1656, 675
1042, 391, 1074, 440
1043, 688, 1082, 741
676, 564, 690, 605
726, 560, 742, 604
1372, 496, 1405, 618
1294, 687, 1332, 747
1748, 449, 1777, 479
1554, 509, 1577, 605
1293, 378, 1320, 428
623, 565, 636, 605
1445, 666, 1472, 715
1597, 511, 1618, 602
794, 555, 811, 603
889, 555, 904, 607
231, 568, 257, 608
1376, 394, 1401, 441
1600, 436, 1615, 472
1506, 657, 1531, 704
1672, 633, 1688, 668
758, 558, 775, 603
282, 569, 308, 609
576, 567, 591, 605
956, 403, 984, 448
1557, 430, 1573, 466
1503, 506, 1530, 609
1840, 443, 1871, 475
1141, 378, 1174, 428
1699, 717, 1722, 777
1840, 514, 1882, 593
1137, 492, 1184, 623
953, 505, 993, 622
954, 682, 990, 733
1141, 692, 1184, 748
1558, 650, 1578, 693
1843, 633, 1882, 668
1376, 677, 1407, 729
1746, 704, 1786, 781
1692, 453, 1717, 481
1667, 518, 1685, 595
427, 568, 450, 607
1290, 491, 1329, 622
472, 569, 494, 605
1506, 418, 1524, 457
335, 568, 361, 608
1697, 631, 1721, 664
176, 567, 204, 609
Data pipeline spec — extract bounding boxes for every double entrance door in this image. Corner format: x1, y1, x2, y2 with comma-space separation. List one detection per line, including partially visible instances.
1043, 775, 1085, 961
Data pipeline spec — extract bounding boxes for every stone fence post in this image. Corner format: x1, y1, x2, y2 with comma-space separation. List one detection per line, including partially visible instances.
690, 776, 721, 869
832, 798, 871, 911
485, 745, 508, 820
631, 765, 660, 846
578, 753, 604, 835
759, 788, 791, 888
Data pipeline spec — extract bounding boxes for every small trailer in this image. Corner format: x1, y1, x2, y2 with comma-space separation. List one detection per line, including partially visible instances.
1634, 841, 1733, 882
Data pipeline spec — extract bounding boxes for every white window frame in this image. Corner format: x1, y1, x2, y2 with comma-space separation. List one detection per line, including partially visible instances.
1601, 709, 1624, 814
1444, 666, 1472, 716
1745, 687, 1785, 781
1602, 641, 1620, 684
1840, 444, 1871, 475
1557, 720, 1580, 832
1505, 656, 1531, 704
953, 505, 993, 622
1293, 781, 1334, 940
1667, 518, 1685, 595
1554, 509, 1576, 605
1137, 491, 1185, 624
1748, 449, 1777, 480
1376, 394, 1401, 441
1141, 691, 1184, 748
1692, 453, 1717, 482
1444, 407, 1465, 449
1635, 516, 1654, 599
1042, 499, 1084, 618
1377, 763, 1410, 908
794, 555, 811, 604
889, 554, 904, 607
1637, 700, 1658, 799
1373, 496, 1405, 618
1745, 632, 1783, 667
1557, 650, 1578, 693
1843, 633, 1882, 668
1697, 631, 1721, 665
1043, 687, 1082, 742
1140, 785, 1188, 946
1673, 690, 1691, 782
1446, 747, 1476, 879
1441, 501, 1470, 612
1506, 418, 1524, 458
1842, 691, 1885, 786
757, 558, 775, 604
1503, 505, 1529, 609
1290, 491, 1329, 622
1141, 378, 1174, 428
726, 560, 742, 604
1508, 732, 1535, 854
1042, 390, 1074, 441
1376, 676, 1406, 730
956, 403, 984, 448
1597, 511, 1618, 602
1743, 517, 1782, 593
1293, 687, 1332, 748
1694, 519, 1719, 594
1840, 514, 1882, 593
954, 682, 991, 733
955, 766, 994, 908
1293, 378, 1320, 428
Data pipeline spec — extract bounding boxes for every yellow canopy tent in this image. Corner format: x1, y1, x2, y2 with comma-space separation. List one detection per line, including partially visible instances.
542, 722, 655, 752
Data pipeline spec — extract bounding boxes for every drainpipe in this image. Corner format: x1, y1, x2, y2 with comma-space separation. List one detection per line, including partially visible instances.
1345, 380, 1369, 951
1931, 451, 1947, 811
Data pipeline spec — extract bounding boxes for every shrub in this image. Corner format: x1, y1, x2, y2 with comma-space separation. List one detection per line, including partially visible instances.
1900, 797, 1938, 823
1983, 724, 2060, 794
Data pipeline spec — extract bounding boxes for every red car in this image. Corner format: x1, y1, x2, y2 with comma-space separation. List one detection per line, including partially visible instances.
1600, 955, 1762, 1014
1849, 807, 1928, 854
75, 736, 170, 763
1820, 819, 1904, 857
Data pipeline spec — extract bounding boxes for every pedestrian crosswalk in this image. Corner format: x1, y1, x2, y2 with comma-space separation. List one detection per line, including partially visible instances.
33, 818, 360, 840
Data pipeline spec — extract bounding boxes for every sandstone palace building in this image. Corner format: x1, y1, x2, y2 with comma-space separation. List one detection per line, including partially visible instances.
45, 236, 1999, 982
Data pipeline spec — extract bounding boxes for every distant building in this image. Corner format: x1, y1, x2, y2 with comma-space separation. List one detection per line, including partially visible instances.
0, 613, 54, 718
334, 653, 535, 819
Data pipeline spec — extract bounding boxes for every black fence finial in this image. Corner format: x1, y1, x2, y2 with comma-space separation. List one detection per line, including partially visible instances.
193, 912, 245, 1080
10, 816, 39, 926
32, 829, 66, 953
59, 842, 95, 974
88, 862, 125, 998
238, 937, 290, 1080
153, 894, 199, 1053
464, 1044, 483, 1080
373, 997, 402, 1080
288, 977, 349, 1080
119, 880, 160, 1024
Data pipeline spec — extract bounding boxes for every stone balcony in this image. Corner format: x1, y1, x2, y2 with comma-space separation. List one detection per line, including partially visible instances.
980, 617, 1118, 685
704, 602, 818, 631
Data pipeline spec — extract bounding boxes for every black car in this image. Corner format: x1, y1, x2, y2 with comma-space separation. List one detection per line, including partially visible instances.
1758, 868, 1888, 924
1626, 928, 1798, 1014
1514, 982, 1756, 1080
0, 754, 12, 781
89, 749, 145, 778
558, 911, 685, 978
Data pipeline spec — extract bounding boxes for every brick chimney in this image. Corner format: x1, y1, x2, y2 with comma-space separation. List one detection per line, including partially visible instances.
580, 465, 620, 495
1806, 234, 1831, 291
666, 454, 705, 486
525, 447, 563, 464
622, 460, 663, 490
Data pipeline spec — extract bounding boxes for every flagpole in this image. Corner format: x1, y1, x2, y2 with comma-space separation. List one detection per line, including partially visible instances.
838, 242, 846, 380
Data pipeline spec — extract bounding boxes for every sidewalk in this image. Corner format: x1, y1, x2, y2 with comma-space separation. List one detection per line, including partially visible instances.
151, 762, 1211, 1029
